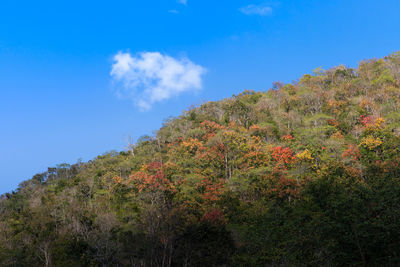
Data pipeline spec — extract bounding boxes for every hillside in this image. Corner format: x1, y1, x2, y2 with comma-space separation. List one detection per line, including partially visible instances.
1, 52, 400, 266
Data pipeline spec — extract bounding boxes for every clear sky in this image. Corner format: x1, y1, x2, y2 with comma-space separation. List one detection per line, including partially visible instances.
1, 0, 399, 193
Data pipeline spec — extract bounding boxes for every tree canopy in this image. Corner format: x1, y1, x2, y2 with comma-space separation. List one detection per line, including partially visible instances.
1, 52, 400, 266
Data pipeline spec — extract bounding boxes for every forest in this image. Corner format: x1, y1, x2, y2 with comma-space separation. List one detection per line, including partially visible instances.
1, 52, 400, 266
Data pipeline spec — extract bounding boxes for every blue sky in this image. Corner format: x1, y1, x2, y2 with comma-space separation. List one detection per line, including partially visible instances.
1, 0, 399, 193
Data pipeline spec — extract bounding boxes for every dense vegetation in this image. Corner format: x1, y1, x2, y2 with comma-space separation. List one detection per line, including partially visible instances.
2, 52, 400, 266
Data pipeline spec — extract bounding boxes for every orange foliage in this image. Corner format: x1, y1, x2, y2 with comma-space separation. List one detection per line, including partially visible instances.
196, 142, 225, 162
112, 175, 123, 184
249, 124, 273, 138
331, 131, 344, 139
181, 138, 203, 153
342, 144, 360, 161
327, 118, 340, 127
244, 138, 269, 168
249, 124, 261, 132
359, 98, 376, 113
327, 99, 347, 114
282, 134, 294, 141
130, 162, 176, 193
345, 166, 362, 179
269, 176, 300, 200
197, 178, 225, 203
271, 146, 295, 165
201, 120, 225, 132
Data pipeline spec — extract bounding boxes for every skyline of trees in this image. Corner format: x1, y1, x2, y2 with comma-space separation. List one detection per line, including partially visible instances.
1, 51, 400, 266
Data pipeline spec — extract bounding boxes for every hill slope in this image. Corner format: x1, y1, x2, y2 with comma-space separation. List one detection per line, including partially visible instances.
1, 52, 400, 266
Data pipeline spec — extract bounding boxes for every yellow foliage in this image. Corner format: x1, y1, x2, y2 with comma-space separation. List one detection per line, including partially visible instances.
296, 149, 314, 161
375, 117, 385, 128
181, 138, 202, 151
359, 135, 383, 150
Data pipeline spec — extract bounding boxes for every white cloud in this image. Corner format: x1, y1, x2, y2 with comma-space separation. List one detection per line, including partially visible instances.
239, 3, 273, 16
178, 0, 187, 5
111, 52, 206, 111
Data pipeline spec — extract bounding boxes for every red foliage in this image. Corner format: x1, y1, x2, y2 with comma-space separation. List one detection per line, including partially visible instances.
360, 115, 373, 127
201, 208, 226, 225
